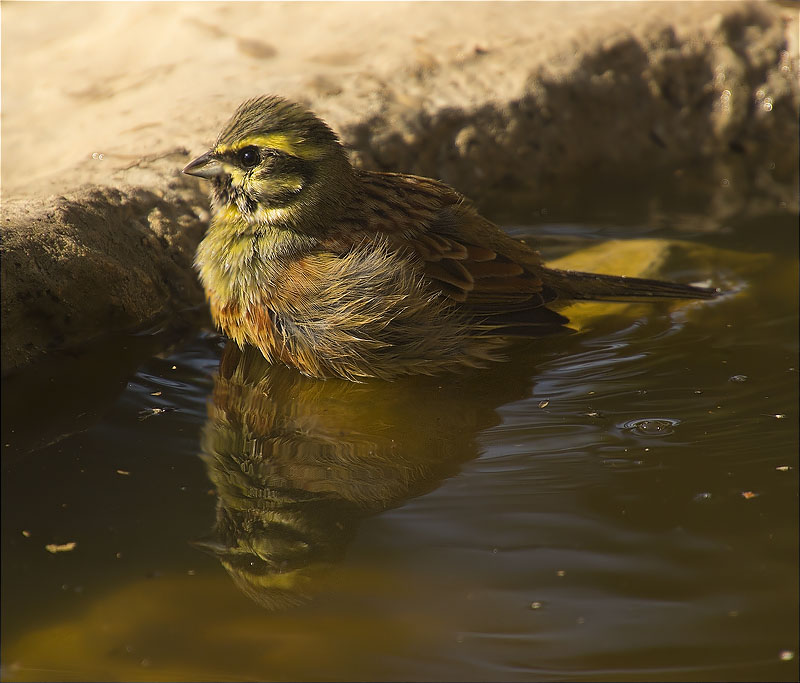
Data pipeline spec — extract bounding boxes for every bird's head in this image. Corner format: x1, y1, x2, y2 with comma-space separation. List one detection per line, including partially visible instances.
183, 96, 355, 234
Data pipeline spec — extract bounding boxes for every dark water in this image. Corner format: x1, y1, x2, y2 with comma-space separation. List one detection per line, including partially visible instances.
2, 173, 798, 682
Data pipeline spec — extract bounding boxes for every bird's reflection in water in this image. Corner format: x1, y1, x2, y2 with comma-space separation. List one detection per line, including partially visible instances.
194, 340, 539, 609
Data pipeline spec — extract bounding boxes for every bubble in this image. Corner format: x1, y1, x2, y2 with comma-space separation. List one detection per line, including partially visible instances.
619, 418, 680, 437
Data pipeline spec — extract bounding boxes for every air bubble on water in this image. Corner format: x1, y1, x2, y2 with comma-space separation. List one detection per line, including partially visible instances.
619, 417, 680, 437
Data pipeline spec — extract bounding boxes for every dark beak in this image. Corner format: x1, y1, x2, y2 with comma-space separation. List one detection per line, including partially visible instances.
183, 151, 225, 179
189, 536, 228, 556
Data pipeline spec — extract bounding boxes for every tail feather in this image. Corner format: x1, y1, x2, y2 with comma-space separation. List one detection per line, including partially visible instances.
543, 268, 720, 302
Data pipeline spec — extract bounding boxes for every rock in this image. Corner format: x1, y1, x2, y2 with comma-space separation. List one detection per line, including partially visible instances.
1, 185, 206, 373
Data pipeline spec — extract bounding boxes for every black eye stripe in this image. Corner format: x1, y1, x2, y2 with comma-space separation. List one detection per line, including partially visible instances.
263, 148, 296, 160
267, 154, 314, 181
221, 147, 299, 168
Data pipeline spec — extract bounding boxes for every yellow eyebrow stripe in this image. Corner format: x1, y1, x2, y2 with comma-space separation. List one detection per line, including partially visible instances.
217, 133, 324, 160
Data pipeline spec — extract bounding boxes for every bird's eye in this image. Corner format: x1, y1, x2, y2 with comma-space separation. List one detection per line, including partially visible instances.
238, 146, 260, 168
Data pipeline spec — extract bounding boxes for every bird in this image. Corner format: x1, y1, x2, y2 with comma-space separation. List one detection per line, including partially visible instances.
183, 95, 719, 381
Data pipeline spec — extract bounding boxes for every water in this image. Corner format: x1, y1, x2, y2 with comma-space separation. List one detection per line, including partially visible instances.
2, 173, 797, 682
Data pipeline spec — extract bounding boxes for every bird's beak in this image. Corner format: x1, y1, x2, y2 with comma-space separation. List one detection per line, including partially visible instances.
183, 151, 225, 179
189, 536, 228, 556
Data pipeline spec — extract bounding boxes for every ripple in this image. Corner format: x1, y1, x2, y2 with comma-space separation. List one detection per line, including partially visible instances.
618, 417, 681, 437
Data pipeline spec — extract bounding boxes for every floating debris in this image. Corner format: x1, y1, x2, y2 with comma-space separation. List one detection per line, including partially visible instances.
138, 407, 176, 421
538, 400, 550, 409
740, 491, 759, 500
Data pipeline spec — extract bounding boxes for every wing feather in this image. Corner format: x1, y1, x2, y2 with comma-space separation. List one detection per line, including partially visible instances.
322, 170, 566, 334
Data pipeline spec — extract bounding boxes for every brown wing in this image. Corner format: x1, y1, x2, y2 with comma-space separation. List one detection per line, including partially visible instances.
323, 170, 568, 333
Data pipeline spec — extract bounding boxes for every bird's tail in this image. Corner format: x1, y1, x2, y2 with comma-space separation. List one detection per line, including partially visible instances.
542, 268, 720, 302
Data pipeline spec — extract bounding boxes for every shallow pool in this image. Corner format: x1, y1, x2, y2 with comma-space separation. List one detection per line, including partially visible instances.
2, 169, 797, 682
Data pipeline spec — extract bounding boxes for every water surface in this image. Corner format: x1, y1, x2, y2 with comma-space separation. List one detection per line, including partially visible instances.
2, 173, 797, 682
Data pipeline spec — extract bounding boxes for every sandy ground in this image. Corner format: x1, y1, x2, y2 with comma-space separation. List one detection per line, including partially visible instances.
3, 1, 798, 197
1, 1, 798, 373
